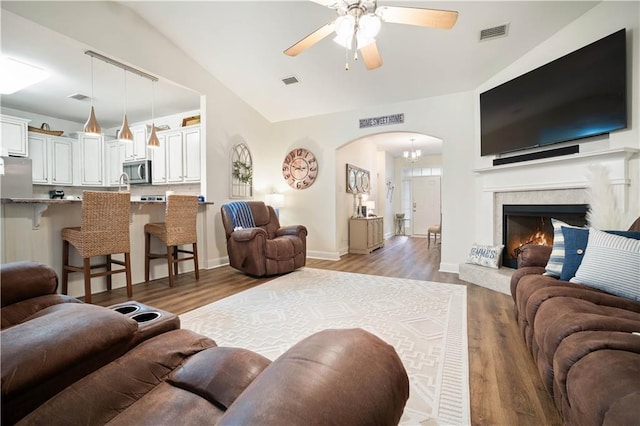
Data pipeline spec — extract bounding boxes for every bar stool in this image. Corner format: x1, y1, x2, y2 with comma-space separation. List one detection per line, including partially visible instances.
61, 191, 132, 304
144, 194, 199, 287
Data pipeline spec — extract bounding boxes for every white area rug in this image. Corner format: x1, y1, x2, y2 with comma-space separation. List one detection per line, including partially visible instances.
180, 268, 470, 425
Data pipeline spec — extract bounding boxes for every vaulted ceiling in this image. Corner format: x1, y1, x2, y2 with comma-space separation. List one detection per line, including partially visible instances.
1, 1, 599, 155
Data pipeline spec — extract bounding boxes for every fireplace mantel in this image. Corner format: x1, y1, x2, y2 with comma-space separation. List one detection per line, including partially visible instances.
474, 147, 638, 193
474, 147, 638, 174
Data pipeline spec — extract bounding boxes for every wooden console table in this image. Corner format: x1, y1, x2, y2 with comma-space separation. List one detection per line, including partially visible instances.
349, 217, 384, 254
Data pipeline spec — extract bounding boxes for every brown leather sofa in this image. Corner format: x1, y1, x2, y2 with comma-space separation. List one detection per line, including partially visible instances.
2, 262, 409, 425
221, 201, 307, 276
1, 262, 181, 425
510, 222, 640, 425
1, 261, 80, 329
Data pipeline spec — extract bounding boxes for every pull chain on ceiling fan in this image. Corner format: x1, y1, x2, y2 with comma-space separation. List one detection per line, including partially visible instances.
284, 0, 458, 71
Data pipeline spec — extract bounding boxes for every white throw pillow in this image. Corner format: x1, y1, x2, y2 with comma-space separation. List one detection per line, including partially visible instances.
570, 228, 640, 301
466, 244, 504, 269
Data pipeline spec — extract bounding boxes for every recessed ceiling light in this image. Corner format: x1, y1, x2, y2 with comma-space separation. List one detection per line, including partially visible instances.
0, 57, 49, 94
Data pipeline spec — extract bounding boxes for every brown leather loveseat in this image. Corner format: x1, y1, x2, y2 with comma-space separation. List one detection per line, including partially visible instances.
510, 218, 640, 425
221, 201, 307, 276
1, 261, 410, 425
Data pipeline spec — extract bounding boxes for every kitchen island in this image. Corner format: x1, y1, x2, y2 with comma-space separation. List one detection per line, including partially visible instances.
1, 197, 214, 300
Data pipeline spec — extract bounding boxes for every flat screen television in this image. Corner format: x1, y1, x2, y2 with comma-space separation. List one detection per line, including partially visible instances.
480, 28, 627, 157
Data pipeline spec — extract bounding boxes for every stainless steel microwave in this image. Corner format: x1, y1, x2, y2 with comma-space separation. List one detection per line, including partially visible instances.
123, 160, 152, 184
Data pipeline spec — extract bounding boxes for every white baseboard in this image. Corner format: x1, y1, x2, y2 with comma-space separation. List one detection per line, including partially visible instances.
308, 250, 341, 261
439, 262, 459, 274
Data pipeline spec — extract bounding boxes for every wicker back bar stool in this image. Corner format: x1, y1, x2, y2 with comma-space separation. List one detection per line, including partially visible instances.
61, 191, 132, 304
144, 195, 199, 287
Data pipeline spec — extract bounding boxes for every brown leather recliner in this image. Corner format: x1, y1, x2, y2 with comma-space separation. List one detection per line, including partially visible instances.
1, 261, 81, 330
221, 201, 307, 276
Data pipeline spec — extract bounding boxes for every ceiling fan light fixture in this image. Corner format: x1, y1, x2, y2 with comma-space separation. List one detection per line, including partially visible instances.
359, 14, 381, 38
356, 35, 375, 49
333, 15, 356, 48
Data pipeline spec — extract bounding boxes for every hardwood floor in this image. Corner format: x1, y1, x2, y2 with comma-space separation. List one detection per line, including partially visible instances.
93, 236, 562, 426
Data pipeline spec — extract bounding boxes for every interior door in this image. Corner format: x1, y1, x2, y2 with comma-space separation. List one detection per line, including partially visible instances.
411, 176, 441, 236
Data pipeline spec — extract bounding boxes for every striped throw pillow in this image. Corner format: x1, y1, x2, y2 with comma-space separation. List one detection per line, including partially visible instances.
544, 218, 583, 277
570, 228, 640, 301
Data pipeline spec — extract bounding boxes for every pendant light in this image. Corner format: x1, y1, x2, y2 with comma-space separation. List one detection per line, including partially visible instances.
118, 69, 133, 143
147, 79, 160, 149
83, 56, 101, 135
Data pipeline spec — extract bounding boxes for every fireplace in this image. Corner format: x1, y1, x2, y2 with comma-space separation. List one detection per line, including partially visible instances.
502, 204, 588, 268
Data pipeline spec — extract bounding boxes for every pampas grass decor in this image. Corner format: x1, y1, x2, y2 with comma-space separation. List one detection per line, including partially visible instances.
585, 164, 625, 229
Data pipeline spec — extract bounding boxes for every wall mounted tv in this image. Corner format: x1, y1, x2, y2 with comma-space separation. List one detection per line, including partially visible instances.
480, 28, 627, 157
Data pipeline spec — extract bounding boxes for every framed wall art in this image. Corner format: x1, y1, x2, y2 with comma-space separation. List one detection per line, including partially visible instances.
346, 163, 370, 194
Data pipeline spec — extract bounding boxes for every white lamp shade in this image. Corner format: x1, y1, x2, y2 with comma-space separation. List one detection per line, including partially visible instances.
266, 193, 285, 209
359, 15, 381, 38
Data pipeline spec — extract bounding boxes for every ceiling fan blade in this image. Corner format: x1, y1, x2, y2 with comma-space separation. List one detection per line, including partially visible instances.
361, 42, 383, 70
284, 22, 336, 57
377, 6, 459, 29
309, 0, 341, 8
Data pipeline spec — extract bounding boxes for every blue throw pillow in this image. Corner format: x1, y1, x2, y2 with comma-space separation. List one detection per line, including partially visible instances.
560, 226, 640, 281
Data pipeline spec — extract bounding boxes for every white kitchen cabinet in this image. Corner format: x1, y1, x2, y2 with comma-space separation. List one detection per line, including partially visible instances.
29, 133, 73, 185
183, 127, 201, 182
75, 132, 104, 186
122, 125, 147, 161
151, 134, 167, 184
29, 133, 48, 183
166, 131, 184, 183
1, 114, 30, 157
163, 126, 200, 184
50, 137, 73, 185
105, 140, 124, 186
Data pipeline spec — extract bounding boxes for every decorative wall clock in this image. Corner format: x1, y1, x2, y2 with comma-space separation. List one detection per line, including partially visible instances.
282, 148, 318, 189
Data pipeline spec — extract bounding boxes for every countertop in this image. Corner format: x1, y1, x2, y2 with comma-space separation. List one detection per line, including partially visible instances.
2, 198, 214, 205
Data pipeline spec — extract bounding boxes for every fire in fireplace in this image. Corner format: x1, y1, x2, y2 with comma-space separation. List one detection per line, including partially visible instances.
502, 204, 588, 268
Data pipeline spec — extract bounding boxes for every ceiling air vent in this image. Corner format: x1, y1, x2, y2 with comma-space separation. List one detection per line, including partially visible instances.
281, 75, 300, 86
480, 24, 509, 41
68, 93, 90, 101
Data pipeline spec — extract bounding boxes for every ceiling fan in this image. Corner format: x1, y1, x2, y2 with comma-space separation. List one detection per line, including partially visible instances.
284, 0, 459, 70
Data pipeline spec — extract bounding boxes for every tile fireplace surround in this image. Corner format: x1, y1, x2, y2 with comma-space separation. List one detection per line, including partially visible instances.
459, 147, 638, 294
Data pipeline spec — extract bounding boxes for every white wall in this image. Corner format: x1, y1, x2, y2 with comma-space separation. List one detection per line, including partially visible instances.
272, 91, 476, 268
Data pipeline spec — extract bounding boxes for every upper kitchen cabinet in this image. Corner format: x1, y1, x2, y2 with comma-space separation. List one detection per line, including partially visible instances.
74, 132, 104, 186
1, 114, 30, 157
122, 125, 148, 161
29, 132, 73, 185
163, 126, 201, 184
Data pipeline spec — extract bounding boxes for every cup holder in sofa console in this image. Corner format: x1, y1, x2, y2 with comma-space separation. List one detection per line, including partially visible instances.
112, 304, 141, 315
131, 312, 162, 323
